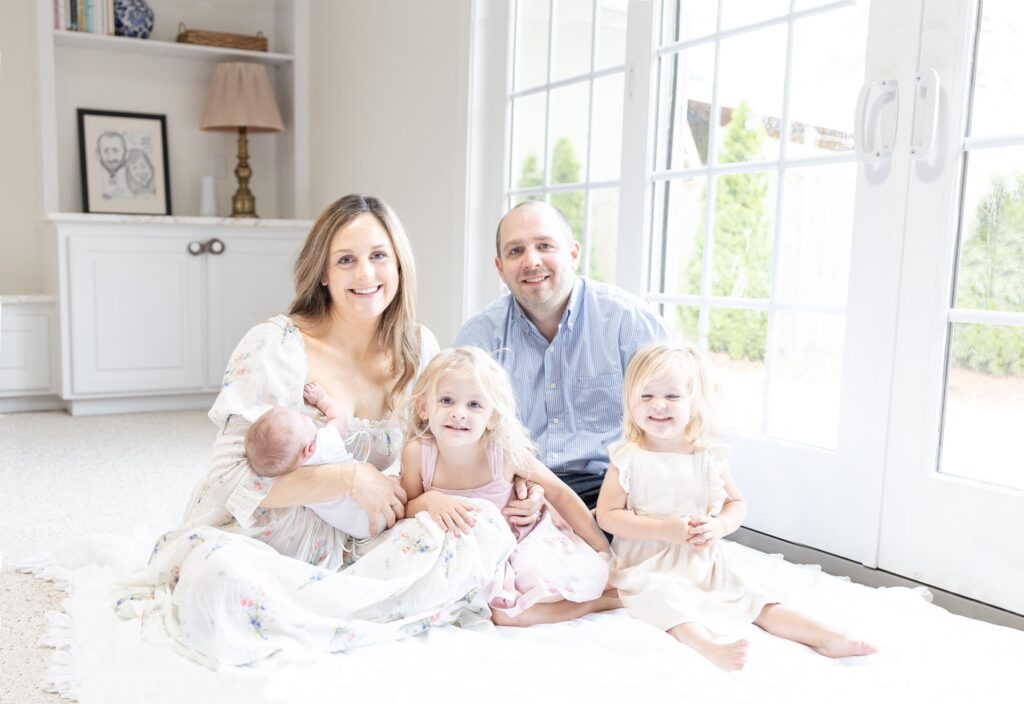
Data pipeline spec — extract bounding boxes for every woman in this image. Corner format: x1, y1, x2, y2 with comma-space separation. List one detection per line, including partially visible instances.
123, 195, 521, 667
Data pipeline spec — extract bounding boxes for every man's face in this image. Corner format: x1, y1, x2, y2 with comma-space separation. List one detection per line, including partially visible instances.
494, 204, 580, 316
97, 133, 126, 175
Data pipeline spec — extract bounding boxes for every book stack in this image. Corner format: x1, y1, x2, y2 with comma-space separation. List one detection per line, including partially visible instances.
55, 0, 116, 35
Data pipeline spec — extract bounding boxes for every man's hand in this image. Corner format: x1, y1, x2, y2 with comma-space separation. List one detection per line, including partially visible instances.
503, 479, 544, 527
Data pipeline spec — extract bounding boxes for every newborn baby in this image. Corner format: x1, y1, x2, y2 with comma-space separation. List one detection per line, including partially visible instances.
244, 382, 394, 538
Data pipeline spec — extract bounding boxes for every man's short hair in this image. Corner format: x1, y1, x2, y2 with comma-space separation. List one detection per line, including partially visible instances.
494, 200, 574, 258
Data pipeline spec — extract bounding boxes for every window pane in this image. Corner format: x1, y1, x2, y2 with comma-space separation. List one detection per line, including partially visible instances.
720, 0, 788, 31
953, 147, 1024, 314
588, 188, 619, 283
664, 303, 700, 342
777, 163, 856, 306
941, 323, 1024, 490
511, 92, 548, 189
661, 0, 718, 46
595, 0, 628, 70
653, 177, 706, 296
969, 4, 1024, 138
711, 172, 776, 298
549, 82, 590, 184
709, 308, 766, 434
552, 0, 594, 82
766, 311, 845, 449
656, 45, 715, 170
590, 72, 625, 181
716, 25, 786, 164
549, 190, 586, 245
788, 3, 868, 155
515, 0, 550, 91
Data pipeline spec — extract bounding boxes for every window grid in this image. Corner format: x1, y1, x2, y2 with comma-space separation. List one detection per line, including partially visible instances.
648, 0, 856, 441
508, 0, 627, 279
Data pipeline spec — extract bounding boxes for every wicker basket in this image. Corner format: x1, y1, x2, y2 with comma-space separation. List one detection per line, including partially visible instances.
176, 23, 268, 52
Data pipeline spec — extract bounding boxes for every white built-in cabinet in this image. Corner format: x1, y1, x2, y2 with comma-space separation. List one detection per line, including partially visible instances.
47, 217, 308, 414
23, 0, 314, 414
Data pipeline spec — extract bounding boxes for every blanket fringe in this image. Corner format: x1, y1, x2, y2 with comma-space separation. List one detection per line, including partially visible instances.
45, 646, 80, 700
16, 555, 79, 700
16, 553, 74, 591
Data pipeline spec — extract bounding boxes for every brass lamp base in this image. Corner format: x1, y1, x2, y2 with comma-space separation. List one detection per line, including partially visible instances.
230, 126, 258, 218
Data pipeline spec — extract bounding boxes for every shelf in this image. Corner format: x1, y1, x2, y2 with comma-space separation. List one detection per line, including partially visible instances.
53, 29, 294, 65
46, 212, 313, 228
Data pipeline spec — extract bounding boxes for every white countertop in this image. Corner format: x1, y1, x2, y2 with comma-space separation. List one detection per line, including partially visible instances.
46, 213, 314, 228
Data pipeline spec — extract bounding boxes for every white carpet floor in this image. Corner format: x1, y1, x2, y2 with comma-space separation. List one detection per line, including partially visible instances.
2, 409, 1021, 703
0, 409, 215, 704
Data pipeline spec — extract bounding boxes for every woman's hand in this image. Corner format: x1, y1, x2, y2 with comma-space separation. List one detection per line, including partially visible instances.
350, 464, 406, 536
503, 479, 544, 527
418, 491, 477, 536
687, 515, 724, 548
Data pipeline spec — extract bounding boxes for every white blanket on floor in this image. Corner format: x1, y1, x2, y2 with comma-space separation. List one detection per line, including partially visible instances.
21, 534, 1022, 703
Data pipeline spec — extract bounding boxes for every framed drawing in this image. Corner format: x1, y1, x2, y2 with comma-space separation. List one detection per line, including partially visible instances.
77, 109, 171, 215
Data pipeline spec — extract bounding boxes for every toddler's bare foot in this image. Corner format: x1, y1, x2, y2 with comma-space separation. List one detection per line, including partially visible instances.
303, 381, 325, 406
813, 634, 877, 658
695, 638, 749, 671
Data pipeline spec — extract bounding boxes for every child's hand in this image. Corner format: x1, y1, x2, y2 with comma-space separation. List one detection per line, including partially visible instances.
659, 516, 693, 544
687, 515, 724, 548
420, 491, 478, 536
303, 381, 326, 407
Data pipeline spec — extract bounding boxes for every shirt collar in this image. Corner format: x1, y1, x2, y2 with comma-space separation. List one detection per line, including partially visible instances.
511, 276, 585, 335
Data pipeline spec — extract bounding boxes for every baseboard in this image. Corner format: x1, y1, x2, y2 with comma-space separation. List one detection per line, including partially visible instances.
732, 527, 1024, 631
0, 395, 66, 413
66, 393, 217, 416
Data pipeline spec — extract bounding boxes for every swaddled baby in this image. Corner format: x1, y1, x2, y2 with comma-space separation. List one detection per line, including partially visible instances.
245, 382, 397, 538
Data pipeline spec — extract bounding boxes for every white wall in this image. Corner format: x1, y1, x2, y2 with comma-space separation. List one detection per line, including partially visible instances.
0, 0, 43, 294
308, 0, 473, 346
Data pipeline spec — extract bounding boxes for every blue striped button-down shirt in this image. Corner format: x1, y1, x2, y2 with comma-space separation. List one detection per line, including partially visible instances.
454, 277, 666, 477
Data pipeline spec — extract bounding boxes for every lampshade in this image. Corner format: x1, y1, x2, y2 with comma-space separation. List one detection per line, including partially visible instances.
200, 62, 283, 133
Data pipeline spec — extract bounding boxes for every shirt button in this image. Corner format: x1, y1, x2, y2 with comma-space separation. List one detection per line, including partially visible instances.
548, 383, 556, 389
552, 418, 560, 425
552, 452, 560, 459
547, 347, 554, 353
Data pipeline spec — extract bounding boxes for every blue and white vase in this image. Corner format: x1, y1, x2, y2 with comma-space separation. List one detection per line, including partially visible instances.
114, 0, 154, 39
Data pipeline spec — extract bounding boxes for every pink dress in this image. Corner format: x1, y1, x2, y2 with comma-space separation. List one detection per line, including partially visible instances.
420, 438, 609, 617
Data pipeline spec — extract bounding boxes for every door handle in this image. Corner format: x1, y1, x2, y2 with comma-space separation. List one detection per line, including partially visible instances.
205, 238, 226, 255
854, 78, 899, 163
910, 68, 941, 159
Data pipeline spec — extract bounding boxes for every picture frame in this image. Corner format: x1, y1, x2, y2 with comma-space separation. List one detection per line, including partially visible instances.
77, 109, 172, 215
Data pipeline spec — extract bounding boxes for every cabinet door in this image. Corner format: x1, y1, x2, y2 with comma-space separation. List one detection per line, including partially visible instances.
68, 236, 206, 395
206, 236, 303, 387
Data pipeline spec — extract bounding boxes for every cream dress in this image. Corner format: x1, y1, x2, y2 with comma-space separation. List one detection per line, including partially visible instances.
609, 440, 773, 635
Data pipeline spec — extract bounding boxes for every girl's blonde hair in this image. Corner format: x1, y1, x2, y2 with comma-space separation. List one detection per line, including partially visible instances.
622, 342, 716, 448
404, 346, 536, 471
289, 194, 420, 412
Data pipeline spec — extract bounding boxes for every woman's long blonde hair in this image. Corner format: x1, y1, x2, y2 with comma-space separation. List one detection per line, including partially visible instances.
289, 194, 420, 412
622, 342, 716, 448
403, 347, 536, 472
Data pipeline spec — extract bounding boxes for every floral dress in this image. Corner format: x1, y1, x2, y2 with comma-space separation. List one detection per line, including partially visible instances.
117, 316, 516, 667
608, 440, 773, 635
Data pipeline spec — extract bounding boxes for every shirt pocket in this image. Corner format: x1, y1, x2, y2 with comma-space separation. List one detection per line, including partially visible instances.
571, 373, 622, 433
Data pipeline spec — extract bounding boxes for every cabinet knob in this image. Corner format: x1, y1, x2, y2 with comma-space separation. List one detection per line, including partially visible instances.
206, 238, 226, 255
187, 240, 205, 256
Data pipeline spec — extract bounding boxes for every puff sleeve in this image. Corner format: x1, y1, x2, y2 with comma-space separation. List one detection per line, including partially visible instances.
608, 439, 640, 494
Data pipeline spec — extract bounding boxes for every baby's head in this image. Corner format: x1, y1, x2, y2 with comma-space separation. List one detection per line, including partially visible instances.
405, 346, 535, 469
245, 407, 318, 477
623, 342, 715, 448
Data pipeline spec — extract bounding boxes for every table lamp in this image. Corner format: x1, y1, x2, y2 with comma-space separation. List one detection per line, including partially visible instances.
200, 62, 284, 217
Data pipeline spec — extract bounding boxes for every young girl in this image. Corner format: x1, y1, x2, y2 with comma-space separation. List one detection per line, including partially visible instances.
400, 346, 619, 626
596, 342, 876, 671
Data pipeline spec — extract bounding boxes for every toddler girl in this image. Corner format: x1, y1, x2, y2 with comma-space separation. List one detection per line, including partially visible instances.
596, 342, 876, 670
245, 381, 394, 538
400, 346, 619, 626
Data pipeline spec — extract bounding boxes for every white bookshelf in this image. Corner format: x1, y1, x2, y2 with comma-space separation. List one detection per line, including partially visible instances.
35, 0, 310, 220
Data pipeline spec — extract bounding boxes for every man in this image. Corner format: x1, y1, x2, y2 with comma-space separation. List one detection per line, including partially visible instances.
455, 201, 666, 508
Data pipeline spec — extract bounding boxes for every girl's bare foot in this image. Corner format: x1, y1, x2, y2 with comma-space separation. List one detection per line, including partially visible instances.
695, 638, 749, 671
813, 634, 877, 658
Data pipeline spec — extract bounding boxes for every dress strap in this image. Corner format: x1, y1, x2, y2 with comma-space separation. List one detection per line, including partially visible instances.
485, 440, 504, 481
420, 437, 439, 491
